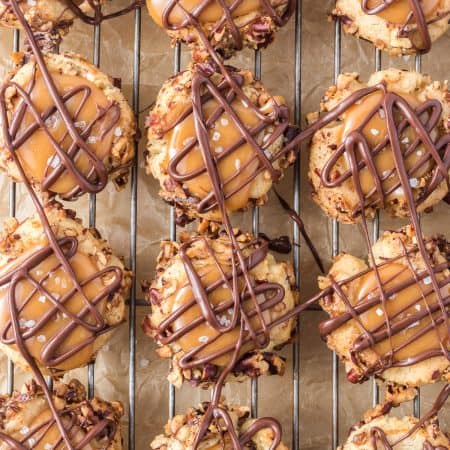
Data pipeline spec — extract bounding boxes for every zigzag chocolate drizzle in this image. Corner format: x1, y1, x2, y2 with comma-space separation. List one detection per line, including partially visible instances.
0, 0, 128, 201
158, 0, 294, 52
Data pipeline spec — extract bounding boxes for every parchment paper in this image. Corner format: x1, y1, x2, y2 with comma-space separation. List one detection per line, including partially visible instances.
0, 1, 449, 449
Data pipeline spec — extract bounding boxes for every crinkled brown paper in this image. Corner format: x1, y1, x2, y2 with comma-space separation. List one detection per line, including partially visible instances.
0, 0, 449, 448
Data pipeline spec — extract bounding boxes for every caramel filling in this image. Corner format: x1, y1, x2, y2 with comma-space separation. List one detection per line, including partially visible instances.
14, 70, 116, 194
146, 0, 264, 27
365, 0, 440, 24
355, 262, 449, 364
339, 90, 432, 201
167, 97, 284, 219
171, 263, 275, 368
0, 249, 107, 372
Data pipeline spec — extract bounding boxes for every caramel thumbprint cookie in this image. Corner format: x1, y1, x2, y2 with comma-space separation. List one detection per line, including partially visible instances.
145, 64, 296, 224
308, 69, 450, 224
145, 0, 294, 60
142, 230, 297, 387
0, 379, 123, 449
0, 51, 136, 200
0, 202, 131, 375
0, 0, 104, 34
150, 402, 287, 450
339, 392, 450, 449
333, 0, 450, 55
318, 225, 450, 387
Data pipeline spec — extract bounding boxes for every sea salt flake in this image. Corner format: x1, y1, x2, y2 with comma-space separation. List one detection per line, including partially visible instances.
37, 335, 46, 343
44, 444, 53, 450
235, 159, 241, 170
378, 109, 385, 119
220, 118, 229, 127
415, 304, 421, 311
25, 320, 36, 329
139, 358, 149, 368
27, 0, 36, 6
416, 150, 423, 157
222, 283, 228, 289
61, 279, 68, 289
381, 170, 390, 178
86, 73, 95, 82
212, 131, 220, 142
45, 115, 58, 129
409, 178, 419, 188
393, 186, 404, 196
375, 308, 384, 317
20, 426, 29, 435
401, 136, 410, 145
114, 127, 122, 137
38, 295, 46, 303
370, 128, 380, 136
74, 120, 86, 129
423, 276, 432, 285
28, 439, 36, 447
52, 293, 61, 300
215, 146, 224, 154
87, 135, 97, 144
47, 155, 60, 169
198, 335, 208, 344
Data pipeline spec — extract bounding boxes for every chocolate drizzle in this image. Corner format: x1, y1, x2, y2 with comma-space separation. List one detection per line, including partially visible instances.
0, 2, 129, 448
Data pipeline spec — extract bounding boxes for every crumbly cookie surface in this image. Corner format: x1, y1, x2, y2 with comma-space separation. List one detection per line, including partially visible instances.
146, 64, 295, 224
339, 401, 450, 449
0, 202, 131, 375
150, 402, 288, 450
318, 225, 450, 387
0, 378, 123, 450
0, 0, 99, 34
142, 230, 297, 387
333, 0, 450, 56
0, 51, 136, 198
146, 0, 293, 59
308, 69, 450, 224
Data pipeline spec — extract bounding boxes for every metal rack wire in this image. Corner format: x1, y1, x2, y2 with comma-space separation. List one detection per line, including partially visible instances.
3, 3, 431, 450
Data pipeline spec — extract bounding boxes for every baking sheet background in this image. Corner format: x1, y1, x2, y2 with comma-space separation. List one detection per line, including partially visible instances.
0, 0, 449, 448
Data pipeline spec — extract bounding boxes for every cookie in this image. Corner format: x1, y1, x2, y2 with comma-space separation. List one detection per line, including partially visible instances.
340, 399, 450, 449
0, 0, 102, 34
333, 0, 450, 55
308, 69, 450, 224
142, 229, 297, 387
0, 51, 136, 200
150, 401, 287, 450
0, 378, 123, 450
318, 225, 450, 387
145, 0, 294, 59
0, 202, 132, 375
145, 63, 296, 224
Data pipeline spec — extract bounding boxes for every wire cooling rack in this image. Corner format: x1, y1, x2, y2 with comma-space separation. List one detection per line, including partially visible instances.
2, 1, 444, 449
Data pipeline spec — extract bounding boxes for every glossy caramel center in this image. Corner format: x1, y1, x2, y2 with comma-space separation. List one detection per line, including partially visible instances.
14, 69, 115, 195
339, 90, 432, 201
0, 249, 107, 372
167, 96, 284, 220
355, 262, 449, 364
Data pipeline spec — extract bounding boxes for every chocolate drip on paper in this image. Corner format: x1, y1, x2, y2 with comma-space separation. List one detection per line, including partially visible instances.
0, 4, 125, 448
160, 0, 294, 52
0, 0, 126, 201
